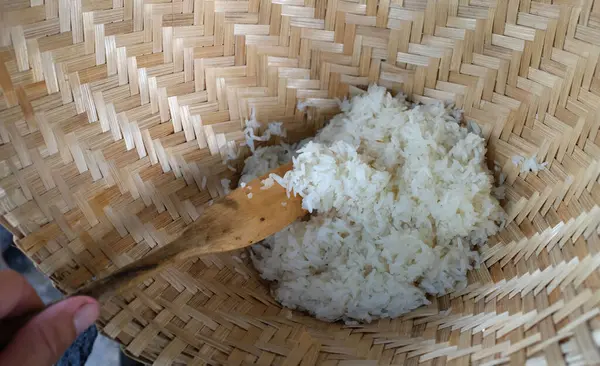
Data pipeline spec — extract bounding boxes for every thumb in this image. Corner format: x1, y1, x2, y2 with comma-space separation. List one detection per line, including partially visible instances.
0, 296, 99, 366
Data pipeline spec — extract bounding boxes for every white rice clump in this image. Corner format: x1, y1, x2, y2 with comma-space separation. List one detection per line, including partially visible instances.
245, 85, 504, 323
261, 177, 275, 190
512, 154, 548, 173
239, 143, 296, 184
243, 109, 287, 153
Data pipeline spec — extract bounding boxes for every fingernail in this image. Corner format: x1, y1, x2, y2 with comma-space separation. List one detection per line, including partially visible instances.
74, 304, 99, 334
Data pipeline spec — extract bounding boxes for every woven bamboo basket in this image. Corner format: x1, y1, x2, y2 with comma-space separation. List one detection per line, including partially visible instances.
2, 0, 600, 364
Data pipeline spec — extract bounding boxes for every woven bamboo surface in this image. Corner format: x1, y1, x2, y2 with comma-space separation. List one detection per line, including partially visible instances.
2, 0, 600, 364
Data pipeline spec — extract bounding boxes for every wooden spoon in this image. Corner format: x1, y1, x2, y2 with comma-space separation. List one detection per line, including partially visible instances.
0, 164, 302, 349
72, 162, 305, 300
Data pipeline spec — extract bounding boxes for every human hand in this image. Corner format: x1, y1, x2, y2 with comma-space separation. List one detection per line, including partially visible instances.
0, 269, 100, 366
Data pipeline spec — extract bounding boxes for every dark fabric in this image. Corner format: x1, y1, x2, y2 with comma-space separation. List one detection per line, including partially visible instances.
0, 225, 12, 253
3, 246, 32, 273
120, 352, 144, 366
56, 325, 98, 366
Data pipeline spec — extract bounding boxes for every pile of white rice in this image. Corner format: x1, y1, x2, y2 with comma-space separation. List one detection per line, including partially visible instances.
242, 85, 504, 323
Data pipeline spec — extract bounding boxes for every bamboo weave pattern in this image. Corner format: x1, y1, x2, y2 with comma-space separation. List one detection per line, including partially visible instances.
2, 0, 600, 364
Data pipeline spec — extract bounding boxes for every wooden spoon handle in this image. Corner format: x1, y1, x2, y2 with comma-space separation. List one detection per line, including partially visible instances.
71, 163, 305, 300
